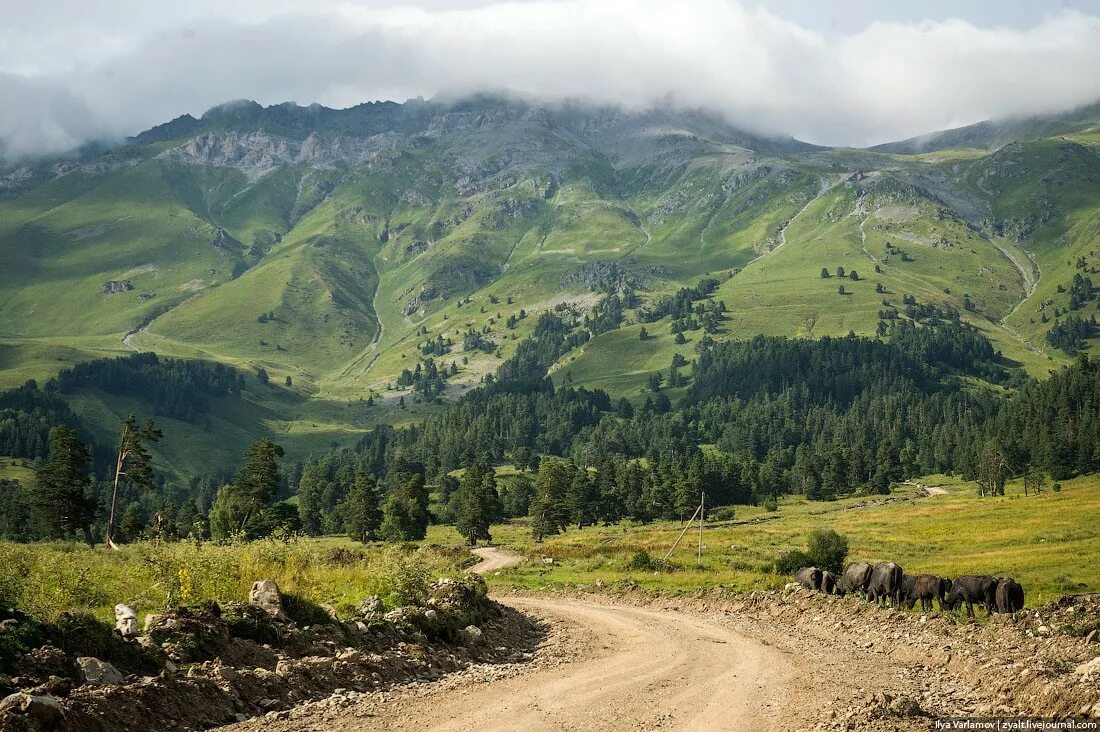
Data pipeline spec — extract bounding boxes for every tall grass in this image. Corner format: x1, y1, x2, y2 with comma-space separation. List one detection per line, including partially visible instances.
0, 537, 470, 624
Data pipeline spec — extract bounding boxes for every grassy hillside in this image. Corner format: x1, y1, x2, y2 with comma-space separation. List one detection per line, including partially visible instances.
476, 472, 1100, 606
2, 98, 1099, 475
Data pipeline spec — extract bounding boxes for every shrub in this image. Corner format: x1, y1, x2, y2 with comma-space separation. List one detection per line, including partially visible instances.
762, 497, 779, 512
806, 529, 849, 574
626, 550, 654, 571
708, 505, 736, 521
774, 549, 813, 575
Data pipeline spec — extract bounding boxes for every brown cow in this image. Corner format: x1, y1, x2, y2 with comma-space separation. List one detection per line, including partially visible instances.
994, 577, 1024, 614
902, 573, 948, 612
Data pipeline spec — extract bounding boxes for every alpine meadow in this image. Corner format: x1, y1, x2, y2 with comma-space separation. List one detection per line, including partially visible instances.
2, 3, 1100, 729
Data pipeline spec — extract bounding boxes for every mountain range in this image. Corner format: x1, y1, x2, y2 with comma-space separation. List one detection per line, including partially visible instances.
2, 93, 1099, 476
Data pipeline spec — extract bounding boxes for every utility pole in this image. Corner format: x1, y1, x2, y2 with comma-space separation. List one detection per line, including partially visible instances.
697, 491, 704, 565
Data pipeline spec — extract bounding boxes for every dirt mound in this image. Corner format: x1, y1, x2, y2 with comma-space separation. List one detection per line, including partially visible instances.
0, 576, 539, 732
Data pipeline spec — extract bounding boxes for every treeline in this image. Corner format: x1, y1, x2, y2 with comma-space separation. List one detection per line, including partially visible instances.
0, 381, 83, 460
51, 353, 242, 422
287, 311, 1100, 539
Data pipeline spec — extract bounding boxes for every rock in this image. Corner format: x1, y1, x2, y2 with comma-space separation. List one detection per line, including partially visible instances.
275, 660, 292, 677
888, 696, 923, 716
423, 609, 439, 623
249, 580, 285, 619
358, 596, 383, 616
0, 693, 63, 725
114, 604, 139, 638
143, 613, 162, 634
1086, 629, 1098, 645
460, 625, 484, 646
101, 280, 134, 294
76, 657, 124, 686
1075, 656, 1100, 680
1037, 625, 1050, 635
214, 666, 237, 682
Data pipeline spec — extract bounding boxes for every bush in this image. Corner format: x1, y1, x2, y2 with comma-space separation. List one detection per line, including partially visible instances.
709, 505, 736, 521
1052, 482, 1062, 492
806, 529, 849, 574
762, 497, 778, 512
625, 550, 654, 571
774, 550, 813, 575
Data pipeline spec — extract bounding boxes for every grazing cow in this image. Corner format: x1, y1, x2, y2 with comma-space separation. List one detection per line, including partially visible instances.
902, 573, 948, 612
901, 575, 918, 609
994, 577, 1025, 615
820, 570, 837, 595
837, 562, 873, 599
945, 575, 998, 617
795, 566, 823, 591
868, 562, 904, 607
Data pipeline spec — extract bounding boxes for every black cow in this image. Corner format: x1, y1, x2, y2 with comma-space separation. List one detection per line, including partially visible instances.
868, 562, 903, 607
945, 575, 997, 617
994, 577, 1025, 615
820, 570, 837, 595
837, 562, 873, 599
902, 573, 948, 612
795, 566, 823, 591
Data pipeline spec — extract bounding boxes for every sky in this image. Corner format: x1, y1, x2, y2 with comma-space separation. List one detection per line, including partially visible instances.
2, 0, 1100, 160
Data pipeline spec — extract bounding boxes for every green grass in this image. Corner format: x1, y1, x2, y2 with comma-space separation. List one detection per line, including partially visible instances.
0, 457, 35, 486
478, 473, 1100, 607
0, 537, 471, 625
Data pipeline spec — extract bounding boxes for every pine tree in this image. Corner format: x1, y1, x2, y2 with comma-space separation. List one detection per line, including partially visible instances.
345, 471, 382, 542
106, 413, 162, 547
32, 426, 95, 545
530, 460, 570, 541
454, 465, 501, 545
379, 473, 430, 541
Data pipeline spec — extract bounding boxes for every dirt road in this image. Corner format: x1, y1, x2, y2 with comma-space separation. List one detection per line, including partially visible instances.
247, 594, 807, 732
234, 548, 964, 731
467, 545, 524, 574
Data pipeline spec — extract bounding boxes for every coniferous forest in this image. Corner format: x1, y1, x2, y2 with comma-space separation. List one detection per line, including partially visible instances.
2, 299, 1100, 543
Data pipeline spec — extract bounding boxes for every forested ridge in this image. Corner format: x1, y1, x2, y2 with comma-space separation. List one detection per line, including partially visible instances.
2, 298, 1100, 543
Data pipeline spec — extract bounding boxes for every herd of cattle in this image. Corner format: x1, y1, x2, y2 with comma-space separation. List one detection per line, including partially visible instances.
794, 562, 1026, 617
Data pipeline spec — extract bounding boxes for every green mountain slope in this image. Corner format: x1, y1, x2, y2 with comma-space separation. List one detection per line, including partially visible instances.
2, 94, 1099, 475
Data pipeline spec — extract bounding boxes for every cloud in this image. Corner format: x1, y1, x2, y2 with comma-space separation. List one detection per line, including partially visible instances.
3, 0, 1100, 160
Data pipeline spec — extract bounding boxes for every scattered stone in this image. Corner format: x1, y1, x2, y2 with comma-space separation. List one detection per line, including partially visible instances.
249, 580, 285, 619
101, 280, 134, 294
1075, 656, 1100, 681
888, 696, 923, 716
1086, 629, 1098, 645
115, 604, 139, 637
460, 625, 484, 646
77, 657, 124, 686
215, 666, 237, 682
358, 596, 383, 617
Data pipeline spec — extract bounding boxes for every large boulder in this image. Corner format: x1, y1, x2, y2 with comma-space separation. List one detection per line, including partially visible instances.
114, 604, 138, 638
76, 657, 124, 686
0, 693, 64, 726
249, 580, 285, 619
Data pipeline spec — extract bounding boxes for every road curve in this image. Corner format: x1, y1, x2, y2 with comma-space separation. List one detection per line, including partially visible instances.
283, 595, 800, 732
468, 545, 524, 574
